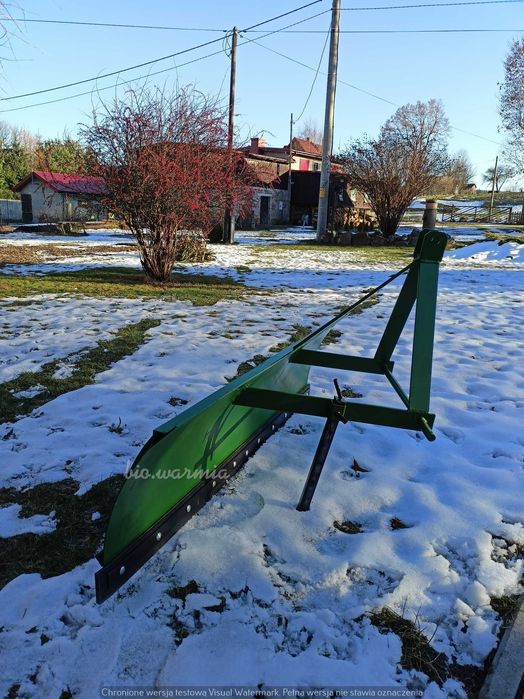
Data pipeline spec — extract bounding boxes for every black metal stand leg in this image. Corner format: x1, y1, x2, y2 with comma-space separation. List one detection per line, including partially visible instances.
296, 417, 340, 511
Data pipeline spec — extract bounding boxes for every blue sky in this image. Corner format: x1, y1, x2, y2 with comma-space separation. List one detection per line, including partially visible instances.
1, 0, 523, 185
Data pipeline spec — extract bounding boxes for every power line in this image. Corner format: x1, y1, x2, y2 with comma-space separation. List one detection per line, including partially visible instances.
341, 0, 524, 9
1, 37, 226, 101
0, 1, 511, 148
6, 18, 226, 31
0, 10, 331, 115
241, 0, 323, 31
6, 18, 522, 34
294, 28, 330, 123
254, 27, 524, 32
250, 39, 399, 106
0, 49, 227, 114
251, 39, 503, 146
0, 1, 327, 102
7, 0, 521, 33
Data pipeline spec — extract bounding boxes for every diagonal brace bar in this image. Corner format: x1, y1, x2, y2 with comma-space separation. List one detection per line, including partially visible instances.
374, 263, 419, 366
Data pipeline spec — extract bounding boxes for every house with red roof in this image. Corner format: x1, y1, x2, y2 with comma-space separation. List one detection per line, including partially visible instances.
240, 137, 368, 228
238, 137, 326, 227
14, 171, 108, 223
241, 136, 323, 173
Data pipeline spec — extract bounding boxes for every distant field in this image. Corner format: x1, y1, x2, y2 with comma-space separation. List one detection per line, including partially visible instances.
431, 190, 524, 207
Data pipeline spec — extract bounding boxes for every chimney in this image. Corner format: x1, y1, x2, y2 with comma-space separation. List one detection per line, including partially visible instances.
249, 137, 266, 154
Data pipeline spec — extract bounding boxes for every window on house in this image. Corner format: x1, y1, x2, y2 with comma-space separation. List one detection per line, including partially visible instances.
313, 162, 320, 171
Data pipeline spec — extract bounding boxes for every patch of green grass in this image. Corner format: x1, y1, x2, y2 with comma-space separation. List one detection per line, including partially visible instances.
0, 318, 160, 424
484, 230, 524, 244
0, 475, 124, 588
371, 607, 448, 684
323, 329, 342, 345
225, 323, 313, 382
370, 606, 484, 696
225, 354, 267, 383
226, 291, 381, 384
269, 324, 311, 353
336, 294, 381, 317
252, 243, 413, 265
0, 267, 246, 304
0, 299, 43, 309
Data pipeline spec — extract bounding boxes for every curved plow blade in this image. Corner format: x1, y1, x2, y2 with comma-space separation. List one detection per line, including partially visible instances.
95, 229, 448, 603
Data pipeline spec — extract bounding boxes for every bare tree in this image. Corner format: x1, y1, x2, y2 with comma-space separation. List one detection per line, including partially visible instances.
297, 118, 323, 146
81, 85, 253, 282
339, 99, 450, 238
450, 150, 475, 191
499, 38, 524, 170
482, 163, 514, 192
0, 2, 22, 66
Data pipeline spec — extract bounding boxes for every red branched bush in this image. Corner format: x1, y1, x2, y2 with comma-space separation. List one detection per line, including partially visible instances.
81, 86, 253, 281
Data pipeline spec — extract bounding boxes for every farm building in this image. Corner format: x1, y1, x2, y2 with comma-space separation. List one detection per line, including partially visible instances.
241, 136, 323, 172
240, 138, 372, 229
241, 151, 290, 228
14, 171, 108, 223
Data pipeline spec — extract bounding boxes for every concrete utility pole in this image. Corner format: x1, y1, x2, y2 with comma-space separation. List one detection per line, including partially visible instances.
488, 155, 498, 221
316, 0, 340, 242
223, 26, 238, 244
288, 113, 294, 225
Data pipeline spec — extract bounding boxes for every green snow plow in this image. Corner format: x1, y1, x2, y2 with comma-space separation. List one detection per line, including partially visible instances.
95, 229, 448, 603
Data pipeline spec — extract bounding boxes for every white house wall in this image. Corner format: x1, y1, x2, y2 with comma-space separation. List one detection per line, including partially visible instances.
18, 181, 66, 221
17, 181, 106, 222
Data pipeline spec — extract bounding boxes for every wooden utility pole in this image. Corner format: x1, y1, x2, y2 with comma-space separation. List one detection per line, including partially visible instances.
223, 26, 238, 244
488, 155, 498, 221
288, 113, 294, 225
316, 0, 340, 242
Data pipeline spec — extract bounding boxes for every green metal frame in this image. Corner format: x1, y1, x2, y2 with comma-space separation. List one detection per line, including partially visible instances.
234, 229, 447, 442
95, 229, 448, 603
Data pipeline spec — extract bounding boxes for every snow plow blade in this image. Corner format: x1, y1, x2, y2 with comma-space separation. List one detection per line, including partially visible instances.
95, 229, 448, 603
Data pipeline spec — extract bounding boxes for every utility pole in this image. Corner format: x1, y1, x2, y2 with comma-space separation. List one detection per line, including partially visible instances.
223, 26, 238, 244
316, 0, 340, 242
488, 155, 498, 221
288, 112, 294, 225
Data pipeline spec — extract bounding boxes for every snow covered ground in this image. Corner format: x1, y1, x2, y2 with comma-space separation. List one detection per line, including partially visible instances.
0, 231, 523, 697
1, 227, 523, 280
